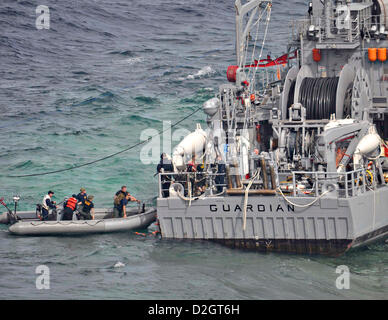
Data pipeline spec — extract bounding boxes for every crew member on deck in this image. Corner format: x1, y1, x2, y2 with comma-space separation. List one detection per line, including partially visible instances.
156, 153, 174, 197
215, 156, 226, 193
41, 191, 57, 221
62, 194, 78, 221
308, 2, 313, 16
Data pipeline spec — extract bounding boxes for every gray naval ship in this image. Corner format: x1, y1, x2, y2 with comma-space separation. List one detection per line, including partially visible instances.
156, 0, 388, 255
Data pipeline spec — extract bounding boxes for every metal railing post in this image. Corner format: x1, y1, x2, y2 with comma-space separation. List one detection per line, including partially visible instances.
292, 172, 296, 197
362, 170, 366, 193
158, 173, 163, 198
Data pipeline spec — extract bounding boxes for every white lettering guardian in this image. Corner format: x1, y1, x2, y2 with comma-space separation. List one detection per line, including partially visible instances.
209, 203, 294, 213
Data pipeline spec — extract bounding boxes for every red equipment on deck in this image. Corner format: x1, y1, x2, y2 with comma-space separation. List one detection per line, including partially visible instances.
226, 50, 298, 83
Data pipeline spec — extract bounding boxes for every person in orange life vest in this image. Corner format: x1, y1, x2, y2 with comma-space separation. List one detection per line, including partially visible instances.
62, 194, 78, 220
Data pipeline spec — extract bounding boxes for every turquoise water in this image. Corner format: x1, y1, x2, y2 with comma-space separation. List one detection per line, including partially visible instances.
0, 0, 387, 299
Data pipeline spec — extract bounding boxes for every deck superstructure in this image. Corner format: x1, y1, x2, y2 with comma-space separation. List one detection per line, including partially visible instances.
156, 0, 388, 255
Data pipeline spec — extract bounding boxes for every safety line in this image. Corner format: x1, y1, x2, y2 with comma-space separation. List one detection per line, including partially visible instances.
4, 107, 202, 178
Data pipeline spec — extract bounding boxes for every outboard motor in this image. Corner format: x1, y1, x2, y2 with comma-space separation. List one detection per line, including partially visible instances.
0, 197, 18, 225
56, 209, 64, 221
72, 211, 79, 221
36, 204, 42, 220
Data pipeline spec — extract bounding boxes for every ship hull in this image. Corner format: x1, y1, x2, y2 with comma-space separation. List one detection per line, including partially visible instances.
157, 186, 388, 255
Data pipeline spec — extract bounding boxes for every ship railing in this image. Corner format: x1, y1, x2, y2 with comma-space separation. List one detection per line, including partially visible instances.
158, 172, 227, 199
289, 168, 377, 199
290, 16, 361, 45
290, 18, 310, 41
318, 16, 361, 44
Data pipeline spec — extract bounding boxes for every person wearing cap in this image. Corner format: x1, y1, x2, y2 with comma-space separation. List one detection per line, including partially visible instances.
41, 191, 57, 221
76, 188, 87, 205
62, 194, 78, 220
78, 195, 95, 220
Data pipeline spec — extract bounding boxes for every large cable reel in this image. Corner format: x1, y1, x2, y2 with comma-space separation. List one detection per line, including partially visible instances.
351, 68, 372, 120
283, 63, 357, 120
336, 64, 356, 119
298, 77, 339, 120
281, 65, 298, 119
289, 64, 340, 120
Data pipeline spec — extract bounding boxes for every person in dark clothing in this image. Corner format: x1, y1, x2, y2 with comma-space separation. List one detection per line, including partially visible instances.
156, 153, 174, 173
194, 162, 206, 196
114, 186, 128, 200
308, 2, 312, 16
76, 188, 87, 204
78, 195, 94, 220
372, 0, 381, 27
156, 153, 174, 197
62, 194, 78, 221
215, 157, 226, 193
114, 193, 130, 218
113, 186, 139, 218
41, 191, 57, 221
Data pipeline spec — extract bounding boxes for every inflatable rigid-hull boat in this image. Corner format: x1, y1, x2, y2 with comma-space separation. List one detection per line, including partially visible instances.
8, 208, 157, 236
0, 207, 147, 224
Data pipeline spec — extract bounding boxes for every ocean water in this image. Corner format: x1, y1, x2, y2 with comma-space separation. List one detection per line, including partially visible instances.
0, 0, 387, 299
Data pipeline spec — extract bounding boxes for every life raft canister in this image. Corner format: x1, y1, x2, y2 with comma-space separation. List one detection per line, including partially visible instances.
378, 48, 387, 62
368, 48, 377, 62
66, 197, 77, 210
312, 48, 321, 62
227, 65, 238, 83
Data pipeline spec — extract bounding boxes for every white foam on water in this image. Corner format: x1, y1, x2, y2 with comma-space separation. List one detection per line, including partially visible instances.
114, 261, 125, 268
125, 57, 144, 65
187, 66, 215, 80
113, 57, 144, 65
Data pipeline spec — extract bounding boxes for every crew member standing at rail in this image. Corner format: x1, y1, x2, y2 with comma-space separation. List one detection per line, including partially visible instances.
41, 191, 57, 221
157, 153, 174, 197
215, 156, 226, 193
62, 194, 78, 220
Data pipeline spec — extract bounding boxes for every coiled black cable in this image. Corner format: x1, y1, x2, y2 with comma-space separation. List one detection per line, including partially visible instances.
299, 77, 339, 120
